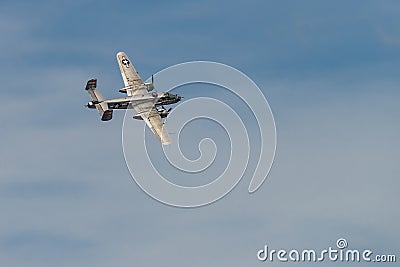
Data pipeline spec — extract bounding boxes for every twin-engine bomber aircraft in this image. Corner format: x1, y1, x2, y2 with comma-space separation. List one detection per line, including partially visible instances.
85, 52, 182, 145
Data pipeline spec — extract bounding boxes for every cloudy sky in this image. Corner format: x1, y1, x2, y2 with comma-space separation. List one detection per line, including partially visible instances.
0, 0, 399, 266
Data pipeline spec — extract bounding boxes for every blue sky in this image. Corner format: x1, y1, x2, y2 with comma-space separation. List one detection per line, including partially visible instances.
0, 0, 399, 266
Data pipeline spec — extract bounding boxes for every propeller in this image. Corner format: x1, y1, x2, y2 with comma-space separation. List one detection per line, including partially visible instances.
151, 74, 154, 84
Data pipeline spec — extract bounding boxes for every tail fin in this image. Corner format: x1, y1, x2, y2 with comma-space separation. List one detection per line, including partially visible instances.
85, 79, 113, 121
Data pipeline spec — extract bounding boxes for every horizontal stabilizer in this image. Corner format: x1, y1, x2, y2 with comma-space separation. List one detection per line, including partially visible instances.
85, 78, 113, 121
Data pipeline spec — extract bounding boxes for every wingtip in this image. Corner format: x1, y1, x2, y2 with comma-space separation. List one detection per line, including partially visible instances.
162, 141, 171, 146
116, 51, 126, 57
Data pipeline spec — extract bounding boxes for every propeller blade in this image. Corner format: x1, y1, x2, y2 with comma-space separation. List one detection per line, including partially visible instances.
151, 74, 154, 84
168, 108, 172, 112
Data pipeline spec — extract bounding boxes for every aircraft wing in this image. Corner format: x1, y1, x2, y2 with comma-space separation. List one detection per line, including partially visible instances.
131, 97, 170, 144
116, 51, 170, 144
129, 88, 170, 144
116, 52, 142, 95
142, 107, 171, 145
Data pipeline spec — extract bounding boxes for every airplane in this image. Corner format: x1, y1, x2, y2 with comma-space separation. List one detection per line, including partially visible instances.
85, 52, 182, 145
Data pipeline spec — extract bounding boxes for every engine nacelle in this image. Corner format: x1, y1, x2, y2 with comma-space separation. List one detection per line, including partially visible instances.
157, 107, 170, 118
119, 83, 155, 94
132, 115, 143, 120
132, 107, 170, 120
